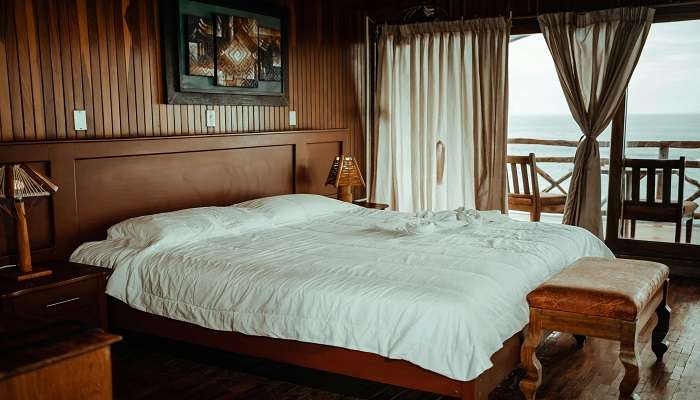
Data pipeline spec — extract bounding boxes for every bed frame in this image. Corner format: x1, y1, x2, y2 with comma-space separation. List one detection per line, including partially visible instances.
109, 299, 522, 400
0, 131, 522, 400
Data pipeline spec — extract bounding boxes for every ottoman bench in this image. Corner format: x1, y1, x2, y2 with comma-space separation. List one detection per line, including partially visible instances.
519, 257, 671, 400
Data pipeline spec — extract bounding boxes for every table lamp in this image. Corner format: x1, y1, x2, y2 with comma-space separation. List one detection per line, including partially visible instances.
325, 155, 365, 203
0, 164, 58, 281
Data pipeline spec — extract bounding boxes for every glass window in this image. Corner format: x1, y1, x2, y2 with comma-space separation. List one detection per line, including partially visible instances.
620, 20, 700, 244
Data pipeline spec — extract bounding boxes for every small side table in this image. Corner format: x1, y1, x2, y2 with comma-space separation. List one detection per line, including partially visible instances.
0, 262, 110, 329
353, 201, 389, 210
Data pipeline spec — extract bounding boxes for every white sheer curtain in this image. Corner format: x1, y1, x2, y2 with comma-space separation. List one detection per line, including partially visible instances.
372, 18, 510, 212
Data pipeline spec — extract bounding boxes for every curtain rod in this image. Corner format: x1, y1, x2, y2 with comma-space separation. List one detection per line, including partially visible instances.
509, 0, 700, 21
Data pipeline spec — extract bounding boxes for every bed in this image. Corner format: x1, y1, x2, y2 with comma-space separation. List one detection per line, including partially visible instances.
70, 194, 613, 399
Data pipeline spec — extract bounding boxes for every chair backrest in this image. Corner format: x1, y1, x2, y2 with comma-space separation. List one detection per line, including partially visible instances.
622, 157, 685, 223
506, 153, 540, 200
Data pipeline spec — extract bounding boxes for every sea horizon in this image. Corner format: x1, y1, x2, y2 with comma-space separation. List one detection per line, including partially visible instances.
507, 112, 700, 201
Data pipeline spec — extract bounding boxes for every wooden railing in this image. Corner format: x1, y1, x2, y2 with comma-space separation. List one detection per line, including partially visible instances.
507, 138, 700, 203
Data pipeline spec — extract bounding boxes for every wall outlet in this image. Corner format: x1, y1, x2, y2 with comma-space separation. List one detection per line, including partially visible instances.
289, 110, 297, 126
206, 109, 216, 128
74, 110, 87, 131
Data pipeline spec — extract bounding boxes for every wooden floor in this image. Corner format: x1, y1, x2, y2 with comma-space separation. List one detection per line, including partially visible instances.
111, 277, 700, 400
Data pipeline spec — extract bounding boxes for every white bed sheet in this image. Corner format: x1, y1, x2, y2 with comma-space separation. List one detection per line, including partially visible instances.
71, 207, 613, 381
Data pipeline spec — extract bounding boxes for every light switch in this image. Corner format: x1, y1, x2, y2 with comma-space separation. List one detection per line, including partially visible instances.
289, 111, 297, 126
73, 110, 87, 131
206, 109, 216, 128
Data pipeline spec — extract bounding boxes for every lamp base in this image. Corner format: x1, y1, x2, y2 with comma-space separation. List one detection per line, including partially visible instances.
337, 186, 353, 203
0, 266, 52, 281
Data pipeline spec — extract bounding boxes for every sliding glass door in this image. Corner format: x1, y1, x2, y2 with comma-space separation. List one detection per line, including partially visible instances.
606, 19, 700, 272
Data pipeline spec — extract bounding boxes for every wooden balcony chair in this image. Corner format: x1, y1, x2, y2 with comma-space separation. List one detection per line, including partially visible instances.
507, 153, 567, 222
623, 157, 696, 243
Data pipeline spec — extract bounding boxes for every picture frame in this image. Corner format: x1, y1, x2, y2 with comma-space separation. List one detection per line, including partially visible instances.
160, 0, 289, 106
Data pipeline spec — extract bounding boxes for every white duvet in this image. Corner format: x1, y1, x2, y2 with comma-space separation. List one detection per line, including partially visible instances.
71, 195, 613, 381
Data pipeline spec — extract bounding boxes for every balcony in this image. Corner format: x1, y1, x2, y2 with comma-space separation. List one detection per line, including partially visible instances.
507, 138, 700, 244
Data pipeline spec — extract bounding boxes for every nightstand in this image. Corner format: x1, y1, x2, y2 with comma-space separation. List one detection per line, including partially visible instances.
0, 314, 121, 400
354, 201, 390, 210
0, 262, 110, 329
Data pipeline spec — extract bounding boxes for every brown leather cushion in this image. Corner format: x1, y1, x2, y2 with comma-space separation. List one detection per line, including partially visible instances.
527, 257, 669, 321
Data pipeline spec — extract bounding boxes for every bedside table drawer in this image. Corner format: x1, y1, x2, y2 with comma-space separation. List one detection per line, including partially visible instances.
10, 279, 100, 323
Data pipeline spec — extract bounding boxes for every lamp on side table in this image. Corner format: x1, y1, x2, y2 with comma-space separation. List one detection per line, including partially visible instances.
0, 164, 58, 281
326, 155, 365, 203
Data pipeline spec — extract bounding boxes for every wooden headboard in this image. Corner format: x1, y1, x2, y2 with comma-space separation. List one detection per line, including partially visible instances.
0, 129, 348, 264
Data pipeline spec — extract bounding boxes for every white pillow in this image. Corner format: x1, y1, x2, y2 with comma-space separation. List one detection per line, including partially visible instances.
107, 206, 272, 247
233, 194, 358, 224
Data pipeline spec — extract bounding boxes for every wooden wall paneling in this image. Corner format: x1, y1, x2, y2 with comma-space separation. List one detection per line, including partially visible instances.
187, 105, 195, 133
114, 0, 129, 137
36, 0, 56, 140
121, 0, 138, 135
312, 14, 321, 130
126, 0, 144, 135
173, 104, 182, 133
76, 0, 96, 138
57, 0, 76, 138
165, 104, 173, 133
180, 105, 188, 135
158, 104, 167, 135
232, 106, 239, 132
193, 105, 200, 133
13, 0, 35, 139
297, 10, 305, 130
105, 0, 121, 136
149, 0, 162, 107
137, 0, 154, 136
46, 0, 67, 139
88, 0, 107, 138
25, 0, 47, 140
95, 0, 112, 137
333, 34, 340, 129
0, 1, 15, 141
287, 6, 296, 132
0, 0, 366, 174
67, 0, 82, 137
219, 105, 225, 133
6, 0, 24, 140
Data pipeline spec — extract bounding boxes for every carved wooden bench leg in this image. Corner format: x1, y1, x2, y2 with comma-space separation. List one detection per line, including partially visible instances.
618, 326, 640, 400
573, 334, 586, 349
652, 279, 671, 362
520, 311, 543, 400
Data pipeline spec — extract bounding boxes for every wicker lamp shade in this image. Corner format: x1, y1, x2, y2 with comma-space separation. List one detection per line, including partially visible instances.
1, 164, 58, 200
0, 164, 59, 281
325, 155, 365, 203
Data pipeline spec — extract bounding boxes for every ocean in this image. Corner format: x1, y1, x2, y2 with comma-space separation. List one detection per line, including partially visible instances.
507, 113, 700, 201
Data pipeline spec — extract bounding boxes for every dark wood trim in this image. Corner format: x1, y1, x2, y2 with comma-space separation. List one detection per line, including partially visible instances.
108, 297, 523, 400
160, 0, 290, 106
511, 1, 700, 35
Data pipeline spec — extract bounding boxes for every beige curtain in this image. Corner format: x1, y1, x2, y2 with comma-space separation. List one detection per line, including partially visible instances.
538, 7, 654, 237
372, 18, 510, 212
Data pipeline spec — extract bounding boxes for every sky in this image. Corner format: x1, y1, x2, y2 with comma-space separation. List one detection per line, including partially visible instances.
508, 19, 700, 116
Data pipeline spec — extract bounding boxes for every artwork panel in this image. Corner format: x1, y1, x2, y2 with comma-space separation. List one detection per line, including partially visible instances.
259, 26, 282, 82
216, 15, 259, 88
186, 15, 215, 77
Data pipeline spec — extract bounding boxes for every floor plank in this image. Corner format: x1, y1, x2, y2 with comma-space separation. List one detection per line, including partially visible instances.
112, 277, 700, 400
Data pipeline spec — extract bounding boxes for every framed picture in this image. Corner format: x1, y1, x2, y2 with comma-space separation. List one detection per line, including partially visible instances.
161, 0, 289, 106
